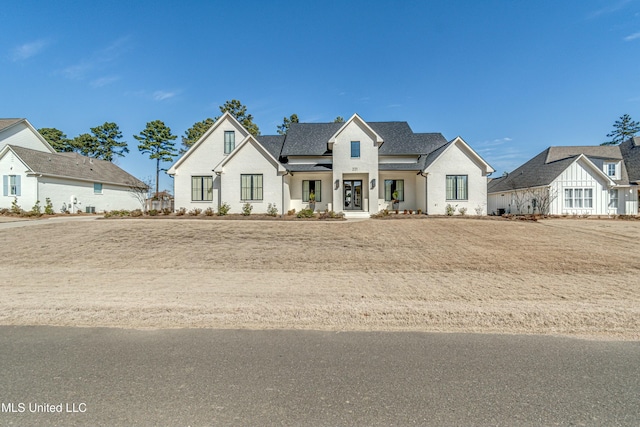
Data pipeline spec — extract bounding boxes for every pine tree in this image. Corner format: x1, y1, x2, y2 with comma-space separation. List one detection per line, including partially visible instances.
602, 114, 640, 145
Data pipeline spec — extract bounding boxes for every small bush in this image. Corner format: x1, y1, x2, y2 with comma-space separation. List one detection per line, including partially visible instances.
44, 198, 54, 215
242, 203, 253, 216
267, 203, 278, 217
11, 198, 22, 215
162, 208, 172, 215
130, 209, 143, 217
458, 207, 467, 216
0, 208, 9, 215
189, 207, 202, 216
474, 205, 483, 216
204, 207, 215, 216
445, 204, 457, 216
31, 200, 42, 216
176, 207, 186, 216
287, 209, 296, 216
417, 209, 422, 215
318, 209, 344, 219
296, 208, 315, 218
218, 202, 230, 216
149, 209, 159, 216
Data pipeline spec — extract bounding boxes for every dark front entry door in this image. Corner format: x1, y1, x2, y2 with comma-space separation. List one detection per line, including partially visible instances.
343, 180, 363, 210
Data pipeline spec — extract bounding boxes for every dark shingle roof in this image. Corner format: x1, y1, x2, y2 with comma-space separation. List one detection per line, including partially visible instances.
281, 123, 342, 156
487, 145, 633, 193
280, 121, 448, 157
620, 137, 640, 183
286, 164, 333, 172
0, 119, 23, 132
7, 145, 145, 187
256, 135, 285, 159
488, 148, 577, 193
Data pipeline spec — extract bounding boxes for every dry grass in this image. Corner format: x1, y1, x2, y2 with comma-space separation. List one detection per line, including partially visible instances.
1, 217, 639, 340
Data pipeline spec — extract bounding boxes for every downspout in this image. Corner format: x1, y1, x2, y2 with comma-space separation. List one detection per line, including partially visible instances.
282, 171, 290, 218
419, 171, 428, 214
214, 171, 222, 211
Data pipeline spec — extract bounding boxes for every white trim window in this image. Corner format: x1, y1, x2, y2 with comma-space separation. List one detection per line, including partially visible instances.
302, 180, 321, 202
446, 175, 467, 200
3, 175, 20, 196
241, 174, 263, 201
224, 131, 235, 154
94, 183, 103, 194
607, 163, 616, 177
192, 176, 213, 201
564, 188, 593, 209
608, 189, 619, 208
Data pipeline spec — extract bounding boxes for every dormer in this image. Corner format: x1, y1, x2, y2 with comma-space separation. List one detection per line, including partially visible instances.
603, 161, 620, 180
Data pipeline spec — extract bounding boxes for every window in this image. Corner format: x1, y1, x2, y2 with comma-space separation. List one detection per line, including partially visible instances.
241, 174, 263, 201
351, 141, 360, 158
607, 163, 616, 177
3, 175, 20, 196
303, 180, 322, 202
609, 189, 618, 208
384, 179, 404, 201
446, 175, 468, 200
191, 176, 213, 201
224, 131, 235, 154
564, 188, 593, 209
94, 183, 103, 194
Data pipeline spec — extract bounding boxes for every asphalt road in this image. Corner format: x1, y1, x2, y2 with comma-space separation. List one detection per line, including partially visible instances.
0, 327, 638, 426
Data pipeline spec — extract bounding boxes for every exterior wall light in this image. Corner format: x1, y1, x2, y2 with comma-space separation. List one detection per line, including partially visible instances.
335, 179, 340, 190
370, 179, 376, 189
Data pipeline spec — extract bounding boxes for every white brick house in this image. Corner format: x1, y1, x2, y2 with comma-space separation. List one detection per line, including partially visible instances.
168, 113, 494, 217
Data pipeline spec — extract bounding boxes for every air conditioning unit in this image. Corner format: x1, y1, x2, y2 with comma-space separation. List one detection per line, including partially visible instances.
85, 206, 96, 214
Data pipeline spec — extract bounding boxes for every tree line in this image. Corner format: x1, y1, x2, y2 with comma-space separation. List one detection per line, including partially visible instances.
38, 99, 347, 196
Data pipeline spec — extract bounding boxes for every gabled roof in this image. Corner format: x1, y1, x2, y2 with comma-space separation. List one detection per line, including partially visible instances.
281, 120, 448, 157
0, 119, 23, 132
328, 113, 383, 150
2, 145, 145, 187
214, 134, 286, 174
620, 137, 640, 183
0, 118, 56, 153
487, 147, 620, 193
423, 136, 494, 174
168, 112, 247, 174
546, 146, 623, 163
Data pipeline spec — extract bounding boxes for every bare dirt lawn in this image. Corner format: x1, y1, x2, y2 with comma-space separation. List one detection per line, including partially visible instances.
1, 218, 638, 340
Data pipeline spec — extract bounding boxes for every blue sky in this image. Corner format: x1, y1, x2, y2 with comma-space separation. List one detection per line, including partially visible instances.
2, 0, 640, 192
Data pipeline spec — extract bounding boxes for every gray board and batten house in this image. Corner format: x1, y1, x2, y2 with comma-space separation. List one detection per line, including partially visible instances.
487, 138, 640, 215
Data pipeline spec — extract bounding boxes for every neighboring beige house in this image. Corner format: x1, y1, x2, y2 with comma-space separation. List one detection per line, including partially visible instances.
168, 113, 494, 217
487, 140, 640, 215
0, 118, 146, 213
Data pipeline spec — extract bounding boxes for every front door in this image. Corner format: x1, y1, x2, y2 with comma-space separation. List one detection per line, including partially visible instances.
343, 180, 362, 210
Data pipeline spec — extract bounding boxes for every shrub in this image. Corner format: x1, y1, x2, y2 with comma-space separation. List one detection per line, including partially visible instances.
130, 209, 143, 217
176, 207, 186, 216
31, 200, 42, 216
218, 202, 230, 216
11, 198, 22, 215
287, 209, 296, 216
204, 207, 215, 216
242, 202, 253, 216
189, 207, 202, 216
445, 204, 457, 216
0, 208, 9, 215
474, 205, 483, 216
267, 203, 278, 217
296, 208, 315, 218
417, 209, 422, 215
44, 198, 54, 215
318, 209, 344, 219
458, 207, 467, 216
149, 209, 159, 216
162, 208, 172, 215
